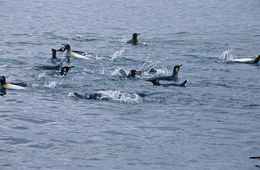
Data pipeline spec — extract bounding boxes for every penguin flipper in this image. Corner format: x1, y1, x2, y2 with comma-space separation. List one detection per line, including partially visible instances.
179, 80, 187, 87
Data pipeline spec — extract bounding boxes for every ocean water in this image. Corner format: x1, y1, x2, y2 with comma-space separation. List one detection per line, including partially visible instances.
0, 0, 260, 169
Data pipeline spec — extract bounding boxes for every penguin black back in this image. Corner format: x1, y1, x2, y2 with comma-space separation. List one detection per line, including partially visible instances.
147, 79, 187, 87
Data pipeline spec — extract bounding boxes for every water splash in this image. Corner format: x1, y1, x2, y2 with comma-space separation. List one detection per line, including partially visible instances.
37, 73, 47, 78
43, 81, 57, 88
111, 68, 127, 76
110, 48, 125, 61
219, 49, 236, 62
97, 90, 143, 104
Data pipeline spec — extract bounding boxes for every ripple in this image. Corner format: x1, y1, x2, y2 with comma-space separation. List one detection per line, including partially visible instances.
0, 136, 32, 145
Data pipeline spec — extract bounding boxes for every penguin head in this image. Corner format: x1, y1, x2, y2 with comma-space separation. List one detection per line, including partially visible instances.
57, 47, 65, 52
132, 33, 140, 39
60, 66, 75, 75
0, 76, 6, 85
173, 64, 182, 74
257, 55, 260, 60
128, 70, 138, 77
63, 44, 71, 51
147, 79, 160, 86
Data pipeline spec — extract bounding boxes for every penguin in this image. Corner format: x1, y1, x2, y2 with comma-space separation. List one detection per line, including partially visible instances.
47, 66, 75, 76
117, 69, 140, 79
127, 33, 141, 45
0, 76, 27, 90
148, 65, 182, 81
127, 69, 140, 79
62, 44, 91, 60
147, 79, 187, 87
35, 62, 62, 70
118, 69, 154, 78
232, 55, 260, 64
73, 92, 147, 100
73, 92, 107, 100
249, 157, 260, 168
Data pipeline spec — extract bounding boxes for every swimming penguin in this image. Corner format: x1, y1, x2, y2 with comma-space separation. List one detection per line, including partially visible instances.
62, 44, 91, 60
117, 69, 141, 79
73, 92, 106, 100
232, 55, 260, 64
148, 65, 182, 81
35, 62, 62, 70
146, 79, 187, 87
127, 69, 140, 79
127, 33, 141, 45
118, 69, 155, 78
73, 92, 146, 100
249, 157, 260, 168
47, 66, 75, 76
0, 76, 27, 90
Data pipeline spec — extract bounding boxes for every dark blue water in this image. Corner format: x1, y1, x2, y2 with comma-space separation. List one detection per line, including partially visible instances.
1, 0, 260, 169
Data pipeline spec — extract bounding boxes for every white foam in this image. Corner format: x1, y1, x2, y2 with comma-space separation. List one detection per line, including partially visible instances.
68, 93, 76, 97
37, 73, 47, 78
111, 68, 126, 76
110, 48, 125, 61
97, 90, 142, 104
43, 81, 57, 88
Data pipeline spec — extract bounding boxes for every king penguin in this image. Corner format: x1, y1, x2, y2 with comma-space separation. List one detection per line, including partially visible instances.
148, 65, 182, 81
127, 33, 141, 45
146, 79, 187, 87
47, 66, 75, 76
0, 76, 27, 90
232, 55, 260, 64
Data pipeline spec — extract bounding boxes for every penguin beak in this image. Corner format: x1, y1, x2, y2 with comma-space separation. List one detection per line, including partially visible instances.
69, 66, 75, 70
178, 64, 183, 67
137, 33, 141, 35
